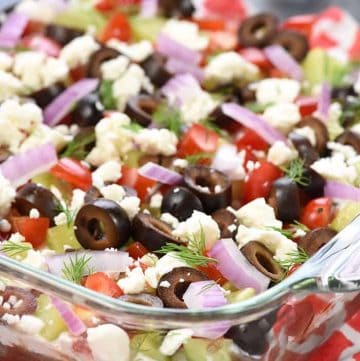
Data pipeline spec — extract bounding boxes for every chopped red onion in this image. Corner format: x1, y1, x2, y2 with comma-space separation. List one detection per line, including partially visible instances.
209, 238, 270, 294
165, 57, 205, 82
316, 82, 331, 122
264, 45, 303, 81
140, 0, 158, 17
46, 251, 132, 277
222, 103, 287, 145
44, 78, 99, 127
51, 296, 87, 336
157, 33, 201, 64
138, 162, 183, 185
324, 181, 360, 201
0, 143, 57, 188
183, 281, 227, 309
0, 12, 29, 48
192, 322, 231, 340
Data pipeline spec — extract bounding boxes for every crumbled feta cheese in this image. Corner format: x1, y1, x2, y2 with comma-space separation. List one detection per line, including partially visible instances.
40, 57, 69, 87
0, 70, 22, 101
160, 329, 194, 356
117, 267, 146, 294
29, 208, 40, 219
173, 210, 220, 250
54, 212, 67, 226
262, 103, 301, 134
154, 253, 188, 278
162, 19, 209, 50
205, 51, 259, 85
160, 213, 180, 229
16, 0, 60, 23
22, 250, 48, 270
70, 189, 86, 212
60, 35, 100, 69
87, 324, 130, 361
254, 78, 301, 105
135, 128, 178, 156
0, 175, 15, 217
235, 198, 282, 229
100, 56, 129, 81
236, 225, 297, 261
119, 196, 140, 220
293, 126, 317, 147
150, 193, 163, 209
267, 141, 298, 166
327, 141, 357, 160
0, 52, 12, 71
8, 233, 25, 243
144, 267, 159, 289
16, 315, 44, 334
107, 39, 153, 62
351, 123, 360, 136
140, 253, 158, 267
92, 160, 122, 188
100, 184, 126, 202
327, 102, 344, 140
2, 313, 20, 325
173, 158, 189, 169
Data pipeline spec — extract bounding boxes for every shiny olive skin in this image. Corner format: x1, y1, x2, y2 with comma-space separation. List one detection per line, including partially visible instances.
45, 24, 83, 46
159, 0, 195, 17
31, 83, 65, 109
75, 199, 131, 250
124, 95, 160, 127
271, 30, 309, 61
289, 132, 319, 166
299, 227, 337, 256
161, 187, 203, 222
15, 184, 60, 225
336, 130, 360, 154
140, 53, 172, 87
299, 168, 325, 198
71, 93, 104, 127
211, 208, 237, 239
87, 47, 120, 79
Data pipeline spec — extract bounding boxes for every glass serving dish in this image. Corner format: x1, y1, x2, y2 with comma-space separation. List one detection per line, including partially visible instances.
1, 215, 360, 361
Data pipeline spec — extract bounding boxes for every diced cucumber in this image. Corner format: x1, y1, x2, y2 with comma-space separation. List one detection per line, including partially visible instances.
130, 16, 166, 42
35, 295, 68, 341
130, 332, 170, 361
46, 223, 82, 253
32, 172, 72, 202
226, 288, 256, 304
183, 338, 232, 361
330, 201, 360, 232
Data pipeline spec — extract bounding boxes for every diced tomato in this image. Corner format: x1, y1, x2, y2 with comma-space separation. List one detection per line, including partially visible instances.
281, 15, 317, 38
177, 124, 219, 158
84, 272, 123, 298
100, 12, 131, 43
192, 19, 225, 32
295, 96, 318, 117
22, 35, 61, 57
203, 0, 247, 22
50, 158, 92, 191
11, 217, 50, 249
118, 165, 156, 201
23, 21, 44, 36
70, 65, 87, 82
198, 262, 227, 286
300, 197, 333, 230
243, 160, 282, 203
127, 242, 149, 259
95, 0, 115, 11
236, 128, 269, 152
268, 68, 287, 78
238, 48, 272, 71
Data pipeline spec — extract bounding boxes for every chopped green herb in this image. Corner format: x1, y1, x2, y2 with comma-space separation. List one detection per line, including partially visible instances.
1, 241, 32, 257
266, 226, 294, 238
153, 103, 183, 136
56, 201, 76, 228
245, 102, 272, 113
185, 152, 214, 164
62, 254, 94, 284
99, 80, 117, 110
277, 248, 309, 273
123, 122, 144, 133
291, 221, 310, 233
61, 131, 95, 160
281, 158, 310, 186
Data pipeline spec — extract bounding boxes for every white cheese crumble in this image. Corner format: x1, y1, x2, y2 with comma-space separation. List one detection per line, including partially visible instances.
0, 52, 12, 71
267, 141, 298, 166
150, 193, 163, 209
92, 160, 122, 188
16, 0, 60, 23
119, 196, 140, 220
15, 315, 44, 334
107, 39, 154, 62
0, 70, 22, 101
100, 56, 129, 81
54, 212, 67, 226
0, 174, 15, 217
159, 280, 171, 288
100, 184, 126, 202
293, 126, 317, 146
160, 213, 180, 229
29, 208, 40, 219
117, 267, 146, 294
172, 210, 220, 250
160, 329, 194, 356
327, 141, 357, 160
87, 324, 130, 361
70, 189, 86, 212
22, 250, 48, 270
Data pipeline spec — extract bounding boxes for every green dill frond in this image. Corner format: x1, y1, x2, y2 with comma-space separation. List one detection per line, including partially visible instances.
123, 122, 144, 133
62, 254, 94, 284
56, 201, 76, 228
153, 103, 183, 136
281, 158, 310, 186
266, 226, 293, 238
61, 131, 95, 160
1, 241, 32, 257
277, 248, 309, 273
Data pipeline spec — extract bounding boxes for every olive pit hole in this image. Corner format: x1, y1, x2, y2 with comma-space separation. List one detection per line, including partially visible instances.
257, 252, 277, 275
139, 99, 157, 115
174, 282, 190, 300
87, 218, 105, 240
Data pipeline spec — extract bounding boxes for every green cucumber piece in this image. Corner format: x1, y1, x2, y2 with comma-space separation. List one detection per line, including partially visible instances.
183, 338, 232, 361
46, 223, 82, 253
130, 16, 166, 42
330, 201, 360, 232
130, 333, 170, 361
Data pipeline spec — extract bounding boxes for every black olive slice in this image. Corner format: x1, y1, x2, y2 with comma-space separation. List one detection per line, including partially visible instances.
15, 184, 60, 225
299, 227, 337, 256
132, 213, 181, 252
124, 95, 160, 127
157, 267, 208, 308
87, 47, 121, 79
0, 146, 11, 164
289, 132, 319, 166
30, 83, 66, 109
45, 24, 84, 46
268, 177, 300, 223
297, 116, 329, 154
118, 294, 164, 308
71, 93, 104, 127
159, 0, 195, 17
184, 166, 231, 214
238, 13, 278, 48
84, 186, 102, 204
271, 30, 309, 61
331, 85, 356, 101
0, 287, 37, 317
74, 199, 131, 250
140, 53, 172, 87
211, 103, 236, 129
335, 130, 360, 154
241, 241, 284, 281
211, 208, 237, 239
299, 168, 325, 198
161, 187, 203, 222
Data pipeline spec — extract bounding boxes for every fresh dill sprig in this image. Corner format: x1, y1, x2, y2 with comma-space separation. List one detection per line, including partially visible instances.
61, 131, 95, 160
99, 80, 117, 110
1, 241, 32, 257
266, 226, 293, 238
158, 228, 217, 267
277, 248, 309, 273
153, 103, 183, 136
291, 220, 310, 233
62, 254, 94, 284
185, 152, 214, 164
123, 122, 144, 133
56, 201, 76, 227
281, 158, 310, 186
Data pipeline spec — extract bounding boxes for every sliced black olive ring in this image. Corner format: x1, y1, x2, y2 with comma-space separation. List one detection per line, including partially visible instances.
299, 227, 337, 256
74, 199, 131, 250
87, 47, 121, 79
241, 241, 284, 281
184, 165, 231, 214
0, 287, 37, 317
118, 294, 164, 308
157, 267, 208, 308
271, 30, 309, 61
140, 53, 172, 87
288, 132, 319, 167
159, 0, 195, 17
161, 186, 203, 222
45, 24, 84, 46
238, 13, 279, 48
132, 213, 182, 252
336, 130, 360, 154
30, 82, 66, 109
124, 95, 160, 127
267, 177, 300, 223
71, 93, 104, 127
84, 186, 102, 204
299, 168, 325, 198
211, 208, 237, 239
